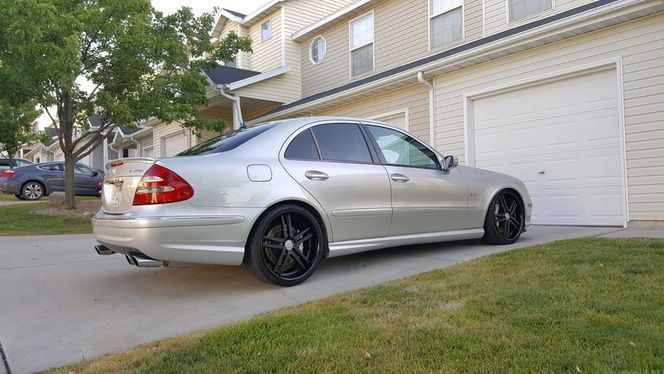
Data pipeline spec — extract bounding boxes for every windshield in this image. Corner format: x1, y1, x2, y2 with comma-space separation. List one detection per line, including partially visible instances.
177, 123, 278, 157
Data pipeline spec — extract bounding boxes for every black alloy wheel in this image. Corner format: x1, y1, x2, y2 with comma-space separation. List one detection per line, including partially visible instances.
246, 204, 324, 286
483, 190, 524, 244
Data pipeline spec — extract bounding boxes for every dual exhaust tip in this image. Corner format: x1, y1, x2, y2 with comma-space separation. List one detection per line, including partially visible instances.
95, 245, 163, 268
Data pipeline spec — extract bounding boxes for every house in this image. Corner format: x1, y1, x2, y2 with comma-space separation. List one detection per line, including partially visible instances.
23, 115, 118, 170
141, 0, 663, 228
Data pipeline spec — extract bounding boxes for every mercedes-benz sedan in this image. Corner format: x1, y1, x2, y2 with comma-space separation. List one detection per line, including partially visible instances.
93, 117, 532, 286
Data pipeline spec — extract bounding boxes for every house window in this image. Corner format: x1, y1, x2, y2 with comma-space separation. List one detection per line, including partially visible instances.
261, 20, 272, 42
509, 0, 552, 21
310, 36, 327, 64
224, 57, 237, 68
430, 0, 463, 49
349, 13, 374, 77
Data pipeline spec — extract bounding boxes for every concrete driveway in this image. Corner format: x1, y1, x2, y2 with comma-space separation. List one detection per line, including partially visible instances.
0, 226, 622, 373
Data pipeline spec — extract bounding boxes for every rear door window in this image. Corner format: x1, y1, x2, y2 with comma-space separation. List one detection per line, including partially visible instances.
285, 129, 320, 160
310, 124, 373, 163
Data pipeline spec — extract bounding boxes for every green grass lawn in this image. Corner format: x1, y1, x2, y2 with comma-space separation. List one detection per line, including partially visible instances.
48, 238, 664, 373
0, 200, 93, 236
0, 193, 35, 201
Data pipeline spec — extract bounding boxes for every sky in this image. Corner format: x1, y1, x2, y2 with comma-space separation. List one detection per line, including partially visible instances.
153, 0, 267, 16
36, 0, 267, 129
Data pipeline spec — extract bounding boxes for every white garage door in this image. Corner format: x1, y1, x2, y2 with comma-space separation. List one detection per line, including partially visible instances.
161, 132, 188, 157
472, 68, 625, 226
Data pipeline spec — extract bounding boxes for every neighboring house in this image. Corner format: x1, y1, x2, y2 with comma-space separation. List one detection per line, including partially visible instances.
23, 115, 118, 170
144, 0, 664, 228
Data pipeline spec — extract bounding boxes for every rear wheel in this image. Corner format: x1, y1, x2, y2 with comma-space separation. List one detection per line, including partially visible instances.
483, 190, 524, 245
21, 181, 44, 201
246, 204, 324, 287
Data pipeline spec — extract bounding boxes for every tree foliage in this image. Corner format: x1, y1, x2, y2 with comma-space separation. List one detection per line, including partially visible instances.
0, 0, 252, 208
0, 99, 47, 159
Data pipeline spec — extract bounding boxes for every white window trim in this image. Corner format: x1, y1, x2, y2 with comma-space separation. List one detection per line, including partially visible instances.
368, 108, 410, 131
348, 10, 375, 78
261, 19, 272, 43
506, 0, 556, 24
428, 0, 465, 51
309, 35, 327, 65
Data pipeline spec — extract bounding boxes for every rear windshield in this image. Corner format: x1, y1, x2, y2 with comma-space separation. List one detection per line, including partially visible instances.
177, 123, 277, 157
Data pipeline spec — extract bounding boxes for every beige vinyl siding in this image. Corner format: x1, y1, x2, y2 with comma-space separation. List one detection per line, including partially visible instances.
484, 0, 595, 36
432, 13, 664, 221
248, 9, 283, 72
465, 0, 484, 40
234, 74, 302, 103
301, 0, 485, 98
315, 84, 431, 142
237, 25, 251, 70
282, 0, 354, 102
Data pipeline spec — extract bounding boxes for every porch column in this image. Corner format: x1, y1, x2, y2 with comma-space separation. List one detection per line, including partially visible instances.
103, 138, 109, 165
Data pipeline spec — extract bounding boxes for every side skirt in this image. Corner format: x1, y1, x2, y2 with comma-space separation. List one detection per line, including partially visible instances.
327, 228, 485, 258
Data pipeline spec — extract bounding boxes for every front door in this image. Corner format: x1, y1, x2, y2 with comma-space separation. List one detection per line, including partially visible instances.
364, 124, 470, 235
73, 164, 99, 195
281, 122, 392, 242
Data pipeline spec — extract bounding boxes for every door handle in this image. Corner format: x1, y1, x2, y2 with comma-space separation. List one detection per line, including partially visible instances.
391, 173, 410, 183
538, 170, 546, 175
305, 170, 329, 181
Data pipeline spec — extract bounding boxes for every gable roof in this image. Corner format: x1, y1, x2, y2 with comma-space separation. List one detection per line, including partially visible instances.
204, 65, 262, 85
88, 114, 104, 128
223, 8, 247, 18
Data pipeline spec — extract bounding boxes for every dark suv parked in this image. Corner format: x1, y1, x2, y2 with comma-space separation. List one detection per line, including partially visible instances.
0, 161, 104, 200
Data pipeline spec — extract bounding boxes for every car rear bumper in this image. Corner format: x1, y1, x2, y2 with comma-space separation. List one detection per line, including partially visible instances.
0, 180, 19, 194
92, 208, 262, 266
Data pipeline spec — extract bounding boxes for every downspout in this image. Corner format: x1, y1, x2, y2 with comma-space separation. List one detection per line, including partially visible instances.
417, 72, 436, 148
219, 86, 244, 130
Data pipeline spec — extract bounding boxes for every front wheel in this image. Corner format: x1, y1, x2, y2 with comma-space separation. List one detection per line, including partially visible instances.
21, 181, 44, 201
246, 205, 324, 287
483, 190, 524, 245
14, 194, 26, 200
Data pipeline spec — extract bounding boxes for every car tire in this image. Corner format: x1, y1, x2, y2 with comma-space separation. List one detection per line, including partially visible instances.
483, 189, 524, 245
21, 181, 45, 201
245, 204, 325, 287
14, 194, 26, 200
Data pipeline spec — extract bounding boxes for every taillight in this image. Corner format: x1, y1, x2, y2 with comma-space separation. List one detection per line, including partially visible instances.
132, 164, 194, 206
0, 170, 17, 179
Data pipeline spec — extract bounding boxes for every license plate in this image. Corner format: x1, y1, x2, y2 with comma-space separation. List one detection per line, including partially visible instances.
107, 180, 124, 206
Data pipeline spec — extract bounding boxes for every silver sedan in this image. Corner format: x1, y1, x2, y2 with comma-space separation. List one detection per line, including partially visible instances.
93, 117, 532, 286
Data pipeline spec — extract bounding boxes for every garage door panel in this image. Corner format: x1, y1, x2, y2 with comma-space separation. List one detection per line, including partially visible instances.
473, 68, 624, 226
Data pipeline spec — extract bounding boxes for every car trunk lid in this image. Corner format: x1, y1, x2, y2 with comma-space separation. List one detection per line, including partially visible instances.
102, 158, 155, 214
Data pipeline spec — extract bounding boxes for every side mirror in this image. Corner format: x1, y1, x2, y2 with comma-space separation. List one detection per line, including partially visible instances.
92, 170, 99, 177
442, 155, 458, 171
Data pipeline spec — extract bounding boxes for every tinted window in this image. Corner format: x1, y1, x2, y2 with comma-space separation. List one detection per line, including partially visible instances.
16, 160, 32, 167
311, 124, 373, 163
74, 164, 94, 174
40, 163, 63, 172
0, 160, 11, 170
285, 130, 320, 160
178, 123, 277, 156
367, 125, 439, 169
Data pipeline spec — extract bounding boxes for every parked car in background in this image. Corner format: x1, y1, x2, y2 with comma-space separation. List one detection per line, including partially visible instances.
92, 117, 532, 286
0, 158, 34, 170
0, 162, 104, 200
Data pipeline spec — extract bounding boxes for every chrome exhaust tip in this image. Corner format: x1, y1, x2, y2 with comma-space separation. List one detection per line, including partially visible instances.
125, 254, 163, 268
95, 245, 115, 256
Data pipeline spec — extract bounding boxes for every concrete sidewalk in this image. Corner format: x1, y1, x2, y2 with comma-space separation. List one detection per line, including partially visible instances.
0, 225, 657, 373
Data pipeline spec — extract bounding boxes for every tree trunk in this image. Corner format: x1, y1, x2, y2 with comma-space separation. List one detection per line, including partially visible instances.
64, 151, 76, 209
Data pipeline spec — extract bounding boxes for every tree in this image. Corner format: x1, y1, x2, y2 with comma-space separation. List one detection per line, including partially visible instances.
0, 99, 46, 160
0, 0, 252, 208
